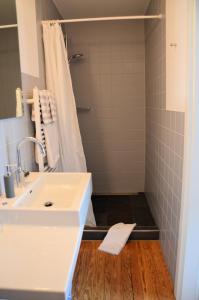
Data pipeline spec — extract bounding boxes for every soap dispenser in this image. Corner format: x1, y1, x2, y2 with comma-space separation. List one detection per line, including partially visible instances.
4, 165, 15, 198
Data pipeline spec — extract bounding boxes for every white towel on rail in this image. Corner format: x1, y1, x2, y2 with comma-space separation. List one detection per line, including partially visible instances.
31, 90, 57, 124
40, 90, 59, 168
32, 89, 59, 168
98, 223, 136, 255
48, 91, 57, 122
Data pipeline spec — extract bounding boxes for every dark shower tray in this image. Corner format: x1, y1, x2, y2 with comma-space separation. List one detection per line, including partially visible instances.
83, 193, 160, 240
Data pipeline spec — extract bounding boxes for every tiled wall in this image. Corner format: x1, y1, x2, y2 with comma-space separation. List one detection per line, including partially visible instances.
0, 0, 60, 194
145, 0, 185, 282
67, 21, 146, 194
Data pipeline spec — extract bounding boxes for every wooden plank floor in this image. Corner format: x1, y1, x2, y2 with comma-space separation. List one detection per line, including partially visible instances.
72, 241, 175, 300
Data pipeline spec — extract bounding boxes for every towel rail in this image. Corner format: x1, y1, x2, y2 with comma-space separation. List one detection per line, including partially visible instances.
20, 87, 59, 172
43, 165, 56, 172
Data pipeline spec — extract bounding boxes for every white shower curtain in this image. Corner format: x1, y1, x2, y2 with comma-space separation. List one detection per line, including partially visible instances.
42, 23, 96, 226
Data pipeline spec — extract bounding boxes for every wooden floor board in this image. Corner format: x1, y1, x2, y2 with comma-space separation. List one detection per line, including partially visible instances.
72, 241, 175, 300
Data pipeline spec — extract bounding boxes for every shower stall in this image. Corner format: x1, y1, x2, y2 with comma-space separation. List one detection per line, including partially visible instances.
66, 17, 158, 239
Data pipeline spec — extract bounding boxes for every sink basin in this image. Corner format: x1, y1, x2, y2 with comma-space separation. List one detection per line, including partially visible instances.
15, 173, 90, 210
0, 172, 92, 227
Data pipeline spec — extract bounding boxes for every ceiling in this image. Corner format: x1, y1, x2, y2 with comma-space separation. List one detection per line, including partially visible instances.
53, 0, 150, 19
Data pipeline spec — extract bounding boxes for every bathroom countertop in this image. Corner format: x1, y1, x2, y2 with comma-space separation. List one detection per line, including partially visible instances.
0, 224, 83, 300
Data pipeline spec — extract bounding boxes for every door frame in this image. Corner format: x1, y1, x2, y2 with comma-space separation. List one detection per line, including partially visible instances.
175, 0, 199, 299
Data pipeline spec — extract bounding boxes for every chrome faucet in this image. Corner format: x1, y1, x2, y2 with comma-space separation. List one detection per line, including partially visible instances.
16, 137, 46, 184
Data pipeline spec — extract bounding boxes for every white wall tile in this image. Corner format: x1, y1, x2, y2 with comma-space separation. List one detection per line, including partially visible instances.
145, 0, 185, 283
67, 21, 146, 194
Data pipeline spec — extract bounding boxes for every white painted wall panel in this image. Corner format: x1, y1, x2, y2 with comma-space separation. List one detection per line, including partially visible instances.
16, 0, 39, 77
166, 0, 188, 112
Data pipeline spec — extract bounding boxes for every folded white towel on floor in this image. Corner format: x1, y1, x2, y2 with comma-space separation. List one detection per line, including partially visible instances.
98, 223, 136, 255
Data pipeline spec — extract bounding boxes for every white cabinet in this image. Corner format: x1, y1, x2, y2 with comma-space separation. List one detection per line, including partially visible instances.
166, 0, 188, 112
16, 0, 40, 78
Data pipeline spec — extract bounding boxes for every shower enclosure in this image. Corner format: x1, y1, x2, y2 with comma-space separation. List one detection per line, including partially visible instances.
66, 19, 159, 239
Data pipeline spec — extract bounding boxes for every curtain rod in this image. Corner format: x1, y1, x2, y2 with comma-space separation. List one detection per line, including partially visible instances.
0, 24, 18, 29
42, 14, 162, 24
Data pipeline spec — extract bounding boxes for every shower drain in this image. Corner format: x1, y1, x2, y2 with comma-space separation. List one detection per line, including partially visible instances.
44, 201, 54, 207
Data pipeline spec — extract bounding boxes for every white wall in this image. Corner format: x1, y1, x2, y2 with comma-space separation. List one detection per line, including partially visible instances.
67, 21, 145, 194
175, 0, 199, 299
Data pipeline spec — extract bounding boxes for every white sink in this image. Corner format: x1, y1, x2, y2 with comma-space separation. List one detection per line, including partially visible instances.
15, 172, 91, 209
0, 172, 92, 226
0, 172, 93, 299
